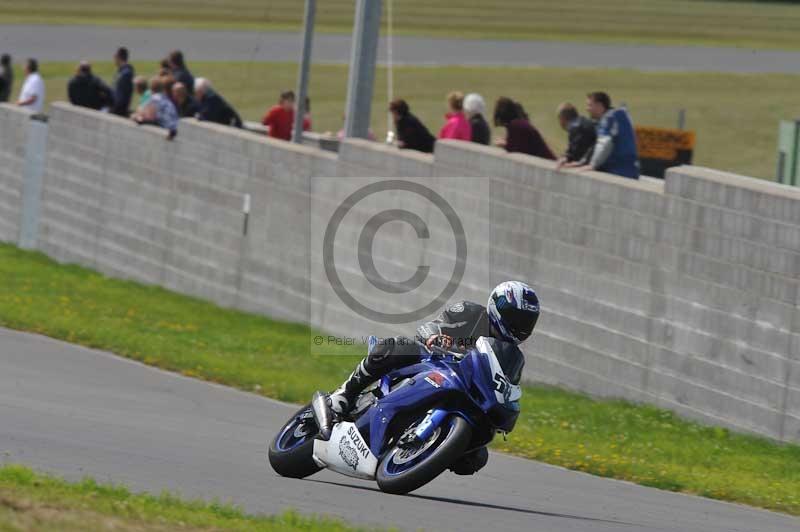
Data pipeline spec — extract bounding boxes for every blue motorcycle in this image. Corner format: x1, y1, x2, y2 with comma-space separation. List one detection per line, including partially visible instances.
268, 336, 524, 494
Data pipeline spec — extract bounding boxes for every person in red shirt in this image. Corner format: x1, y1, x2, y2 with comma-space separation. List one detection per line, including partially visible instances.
261, 90, 295, 141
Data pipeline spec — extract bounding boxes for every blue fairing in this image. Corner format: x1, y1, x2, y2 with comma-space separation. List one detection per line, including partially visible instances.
355, 342, 520, 457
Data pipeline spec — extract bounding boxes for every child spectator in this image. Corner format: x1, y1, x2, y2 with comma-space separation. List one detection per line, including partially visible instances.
555, 102, 596, 169
195, 77, 242, 128
390, 98, 435, 153
463, 92, 490, 145
133, 75, 150, 111
17, 58, 45, 114
111, 47, 134, 116
261, 90, 295, 141
579, 91, 639, 179
493, 97, 555, 160
438, 91, 471, 141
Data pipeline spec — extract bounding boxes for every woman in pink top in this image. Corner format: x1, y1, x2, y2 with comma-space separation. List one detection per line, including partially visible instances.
438, 91, 472, 141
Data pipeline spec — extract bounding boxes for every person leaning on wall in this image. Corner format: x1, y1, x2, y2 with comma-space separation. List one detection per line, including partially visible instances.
555, 102, 597, 170
389, 98, 436, 153
463, 93, 490, 145
493, 96, 556, 160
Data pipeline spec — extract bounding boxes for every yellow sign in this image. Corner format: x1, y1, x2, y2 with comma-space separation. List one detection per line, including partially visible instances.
635, 127, 696, 160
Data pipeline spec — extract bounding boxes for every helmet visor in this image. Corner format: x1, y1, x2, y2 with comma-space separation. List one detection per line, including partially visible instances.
500, 307, 538, 343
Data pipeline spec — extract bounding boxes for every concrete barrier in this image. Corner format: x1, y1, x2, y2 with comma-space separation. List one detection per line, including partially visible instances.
2, 102, 799, 443
0, 104, 34, 243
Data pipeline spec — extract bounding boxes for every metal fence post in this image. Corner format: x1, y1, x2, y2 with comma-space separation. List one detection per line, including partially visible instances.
292, 0, 316, 144
344, 0, 383, 139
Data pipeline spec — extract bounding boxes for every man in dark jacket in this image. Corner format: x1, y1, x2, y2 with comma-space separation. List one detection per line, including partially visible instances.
111, 47, 134, 116
168, 50, 194, 94
0, 54, 13, 103
195, 78, 242, 127
555, 102, 596, 169
390, 98, 436, 153
68, 61, 113, 111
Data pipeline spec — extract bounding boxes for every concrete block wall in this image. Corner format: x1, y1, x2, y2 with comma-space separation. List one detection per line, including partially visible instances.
0, 104, 33, 243
2, 103, 799, 442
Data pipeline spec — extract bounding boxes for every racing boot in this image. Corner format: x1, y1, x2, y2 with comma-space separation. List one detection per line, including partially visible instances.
328, 357, 373, 415
327, 336, 380, 415
449, 447, 489, 475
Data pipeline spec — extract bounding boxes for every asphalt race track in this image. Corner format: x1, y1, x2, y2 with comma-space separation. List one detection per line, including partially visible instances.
2, 25, 800, 73
1, 328, 797, 532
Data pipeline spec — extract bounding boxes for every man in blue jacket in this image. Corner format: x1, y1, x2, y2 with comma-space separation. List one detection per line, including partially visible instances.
579, 91, 639, 179
111, 47, 134, 117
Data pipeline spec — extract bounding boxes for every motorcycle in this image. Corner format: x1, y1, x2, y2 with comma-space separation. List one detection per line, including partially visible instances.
268, 335, 524, 494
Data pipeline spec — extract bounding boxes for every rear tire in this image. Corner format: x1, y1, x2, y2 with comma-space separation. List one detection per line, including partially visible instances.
268, 404, 322, 479
376, 415, 471, 495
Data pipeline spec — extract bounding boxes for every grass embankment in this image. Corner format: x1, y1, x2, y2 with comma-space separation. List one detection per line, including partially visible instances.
0, 464, 378, 532
0, 0, 799, 49
1, 244, 799, 514
11, 61, 798, 180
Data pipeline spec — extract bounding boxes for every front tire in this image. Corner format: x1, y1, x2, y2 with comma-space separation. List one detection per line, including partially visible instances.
376, 415, 471, 494
268, 404, 322, 479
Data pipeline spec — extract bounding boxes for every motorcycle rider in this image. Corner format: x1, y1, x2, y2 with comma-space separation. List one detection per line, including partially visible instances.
325, 280, 540, 475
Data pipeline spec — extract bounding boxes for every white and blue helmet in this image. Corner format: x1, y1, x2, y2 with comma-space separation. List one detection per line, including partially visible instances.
487, 281, 540, 345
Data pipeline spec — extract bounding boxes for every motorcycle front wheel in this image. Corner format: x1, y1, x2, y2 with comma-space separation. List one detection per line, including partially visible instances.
376, 414, 471, 494
268, 404, 322, 479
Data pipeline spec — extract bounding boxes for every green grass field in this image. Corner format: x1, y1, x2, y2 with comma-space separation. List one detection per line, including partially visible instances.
1, 0, 799, 49
0, 464, 380, 531
10, 60, 794, 180
1, 244, 799, 515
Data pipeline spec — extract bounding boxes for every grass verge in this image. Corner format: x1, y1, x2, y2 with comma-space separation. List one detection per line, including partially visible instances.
11, 61, 797, 180
0, 464, 379, 531
1, 244, 799, 514
0, 0, 799, 50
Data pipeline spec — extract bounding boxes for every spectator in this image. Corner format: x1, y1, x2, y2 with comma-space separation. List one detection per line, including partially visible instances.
172, 82, 199, 118
17, 58, 45, 113
111, 47, 134, 116
68, 61, 113, 111
302, 96, 312, 132
0, 54, 13, 103
133, 75, 150, 110
261, 90, 295, 141
493, 97, 556, 160
133, 76, 178, 138
578, 91, 639, 179
389, 98, 435, 153
195, 77, 242, 128
463, 92, 490, 145
555, 102, 597, 169
168, 50, 194, 94
438, 91, 471, 141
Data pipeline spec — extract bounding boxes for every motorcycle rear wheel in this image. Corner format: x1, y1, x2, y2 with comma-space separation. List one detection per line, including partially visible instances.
268, 404, 322, 479
376, 415, 471, 494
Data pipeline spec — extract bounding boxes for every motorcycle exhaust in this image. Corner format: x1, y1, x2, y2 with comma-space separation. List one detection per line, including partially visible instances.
311, 391, 334, 441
